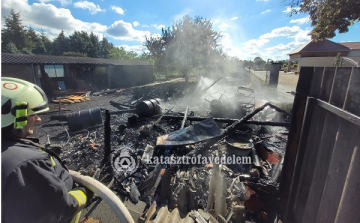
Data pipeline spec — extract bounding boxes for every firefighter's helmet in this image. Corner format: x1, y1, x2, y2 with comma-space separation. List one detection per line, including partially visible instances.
1, 77, 49, 128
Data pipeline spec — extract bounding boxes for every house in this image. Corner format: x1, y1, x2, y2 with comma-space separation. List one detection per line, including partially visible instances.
1, 53, 155, 97
288, 40, 360, 71
340, 42, 360, 56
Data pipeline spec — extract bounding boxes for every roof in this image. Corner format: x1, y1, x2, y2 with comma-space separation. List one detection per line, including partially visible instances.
1, 53, 151, 66
288, 39, 350, 55
339, 42, 360, 50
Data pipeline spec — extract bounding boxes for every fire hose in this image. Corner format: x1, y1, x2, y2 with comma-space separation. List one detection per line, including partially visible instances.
69, 170, 135, 223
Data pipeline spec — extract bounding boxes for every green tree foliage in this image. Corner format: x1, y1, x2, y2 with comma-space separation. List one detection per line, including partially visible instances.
52, 30, 70, 55
26, 27, 49, 54
2, 10, 28, 52
286, 0, 360, 41
40, 30, 52, 54
138, 52, 157, 69
1, 10, 142, 60
243, 60, 254, 69
62, 51, 87, 57
144, 27, 173, 77
333, 52, 342, 67
145, 16, 225, 82
109, 46, 138, 60
99, 36, 114, 59
69, 31, 90, 55
3, 42, 21, 54
254, 57, 266, 70
88, 32, 100, 58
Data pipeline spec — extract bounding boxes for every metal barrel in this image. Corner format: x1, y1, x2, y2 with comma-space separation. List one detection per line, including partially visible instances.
135, 98, 162, 117
66, 107, 103, 132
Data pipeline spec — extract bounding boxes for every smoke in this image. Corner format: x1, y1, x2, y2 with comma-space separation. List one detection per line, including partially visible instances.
159, 69, 294, 119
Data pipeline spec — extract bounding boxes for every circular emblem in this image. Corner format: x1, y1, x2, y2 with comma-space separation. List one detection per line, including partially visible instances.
111, 147, 139, 177
3, 82, 18, 90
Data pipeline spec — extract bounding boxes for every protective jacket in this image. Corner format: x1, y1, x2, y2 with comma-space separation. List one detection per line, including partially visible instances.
2, 137, 87, 223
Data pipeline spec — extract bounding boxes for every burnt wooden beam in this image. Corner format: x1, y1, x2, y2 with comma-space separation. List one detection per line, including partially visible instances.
101, 110, 111, 167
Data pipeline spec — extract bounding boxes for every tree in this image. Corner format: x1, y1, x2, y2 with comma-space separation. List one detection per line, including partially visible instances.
243, 60, 254, 69
99, 36, 113, 59
144, 27, 173, 78
69, 31, 90, 55
52, 30, 70, 55
3, 42, 21, 54
145, 16, 224, 83
138, 52, 156, 64
285, 0, 360, 41
88, 32, 100, 58
39, 30, 52, 54
109, 46, 138, 60
254, 57, 266, 70
26, 27, 49, 54
62, 51, 87, 57
2, 9, 28, 52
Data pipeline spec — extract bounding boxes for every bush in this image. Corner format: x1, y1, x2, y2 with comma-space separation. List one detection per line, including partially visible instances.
293, 64, 298, 68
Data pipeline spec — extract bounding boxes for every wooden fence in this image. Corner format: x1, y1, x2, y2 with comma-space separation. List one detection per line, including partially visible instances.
280, 67, 360, 223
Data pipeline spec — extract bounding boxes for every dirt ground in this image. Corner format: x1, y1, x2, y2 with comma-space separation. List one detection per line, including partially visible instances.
250, 70, 299, 91
278, 72, 299, 88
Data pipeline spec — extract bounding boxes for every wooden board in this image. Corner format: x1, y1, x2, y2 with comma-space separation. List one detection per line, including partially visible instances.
302, 111, 340, 223
309, 67, 324, 98
329, 68, 352, 108
315, 121, 360, 222
319, 67, 336, 102
344, 68, 360, 117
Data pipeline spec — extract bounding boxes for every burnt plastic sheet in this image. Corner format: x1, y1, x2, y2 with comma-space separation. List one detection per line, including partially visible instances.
156, 118, 223, 146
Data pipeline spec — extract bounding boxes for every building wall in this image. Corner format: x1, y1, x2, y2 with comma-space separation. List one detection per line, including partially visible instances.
2, 64, 36, 83
2, 63, 155, 92
348, 50, 360, 57
108, 65, 155, 88
93, 66, 108, 90
293, 56, 360, 71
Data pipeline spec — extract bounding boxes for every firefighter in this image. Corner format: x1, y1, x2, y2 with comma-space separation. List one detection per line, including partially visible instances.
1, 77, 92, 223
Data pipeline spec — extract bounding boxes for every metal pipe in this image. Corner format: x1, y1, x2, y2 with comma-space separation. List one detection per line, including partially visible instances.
109, 109, 136, 115
201, 77, 223, 94
180, 106, 189, 129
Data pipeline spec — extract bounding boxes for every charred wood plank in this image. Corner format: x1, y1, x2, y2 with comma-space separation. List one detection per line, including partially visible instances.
101, 110, 111, 167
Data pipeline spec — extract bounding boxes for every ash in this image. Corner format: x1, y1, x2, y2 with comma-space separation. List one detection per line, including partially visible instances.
34, 79, 291, 223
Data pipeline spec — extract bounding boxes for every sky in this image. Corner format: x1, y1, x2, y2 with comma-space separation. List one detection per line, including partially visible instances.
1, 0, 359, 61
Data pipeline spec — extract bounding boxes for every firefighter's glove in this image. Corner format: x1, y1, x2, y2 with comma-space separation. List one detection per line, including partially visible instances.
76, 186, 94, 208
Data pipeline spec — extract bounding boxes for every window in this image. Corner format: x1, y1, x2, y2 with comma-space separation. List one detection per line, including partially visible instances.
44, 65, 65, 77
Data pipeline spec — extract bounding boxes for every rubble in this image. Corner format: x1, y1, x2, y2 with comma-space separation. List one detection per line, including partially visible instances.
35, 78, 292, 222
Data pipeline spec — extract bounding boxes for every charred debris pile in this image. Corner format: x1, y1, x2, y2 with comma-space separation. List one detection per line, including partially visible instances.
43, 78, 292, 223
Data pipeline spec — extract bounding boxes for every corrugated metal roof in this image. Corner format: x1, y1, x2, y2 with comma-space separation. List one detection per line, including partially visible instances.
288, 39, 350, 55
1, 53, 151, 66
339, 42, 360, 50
